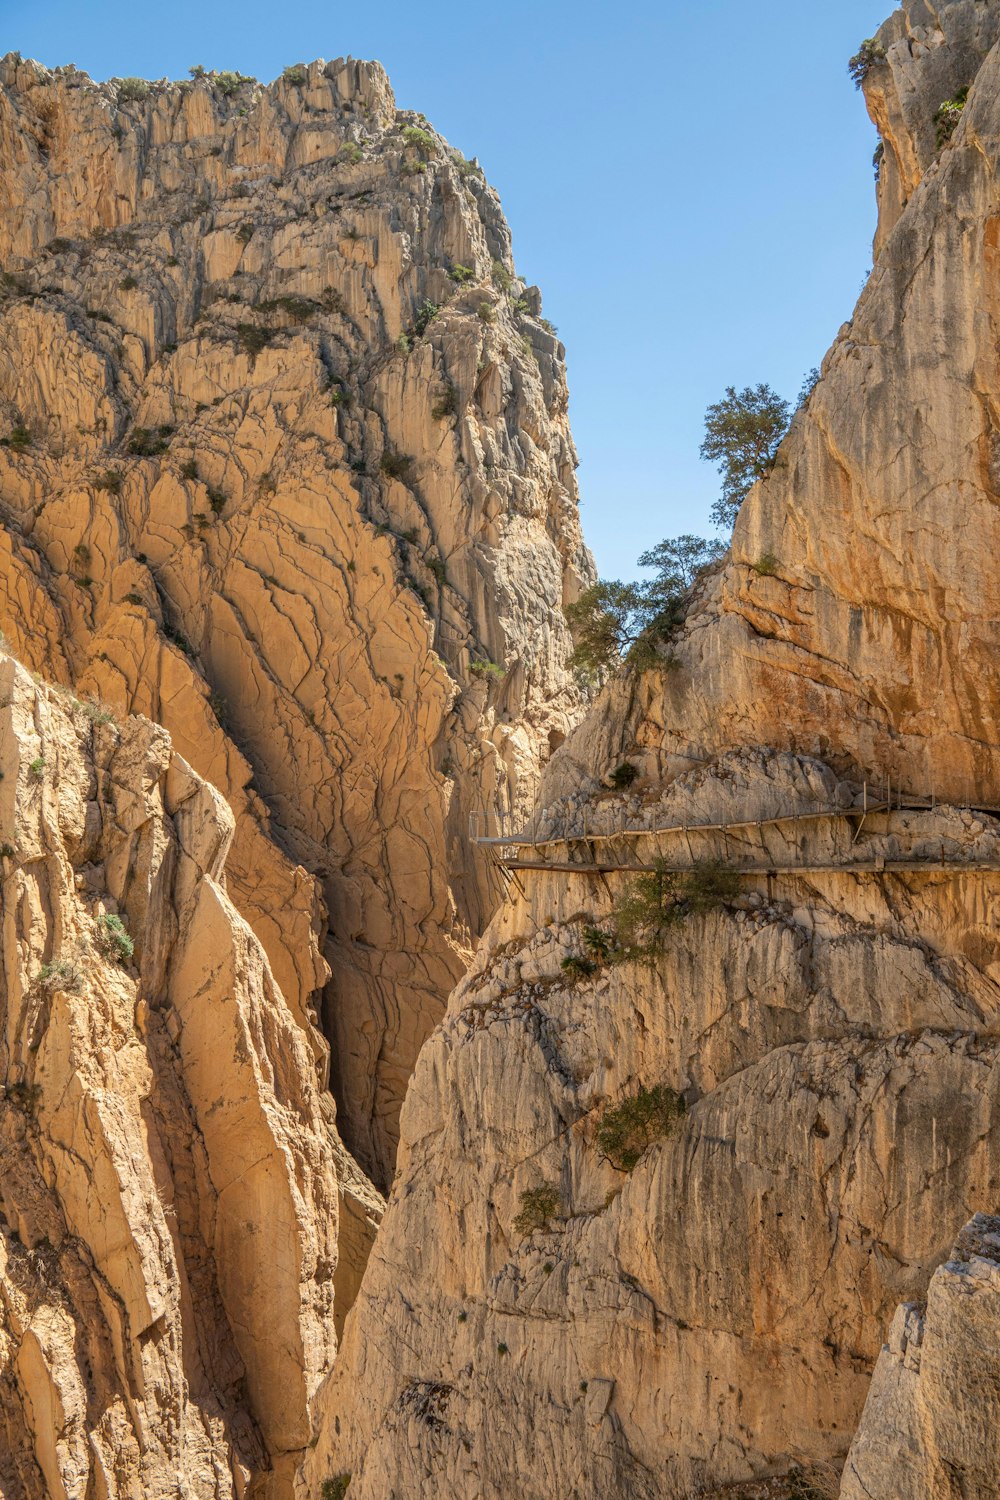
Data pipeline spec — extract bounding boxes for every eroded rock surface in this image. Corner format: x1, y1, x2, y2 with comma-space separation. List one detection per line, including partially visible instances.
0, 648, 345, 1497
840, 1213, 1000, 1500
0, 53, 591, 1183
309, 5, 1000, 1495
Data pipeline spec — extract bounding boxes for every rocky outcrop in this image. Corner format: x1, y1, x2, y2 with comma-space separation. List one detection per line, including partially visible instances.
0, 53, 592, 1185
864, 0, 1000, 256
309, 5, 1000, 1495
305, 750, 1000, 1497
0, 647, 345, 1497
840, 1214, 1000, 1500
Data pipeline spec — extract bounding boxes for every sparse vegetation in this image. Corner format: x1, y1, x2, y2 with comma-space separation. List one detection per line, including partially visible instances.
848, 38, 887, 89
93, 469, 123, 494
513, 1183, 561, 1236
609, 761, 639, 790
609, 857, 744, 962
413, 300, 440, 335
257, 294, 316, 324
95, 912, 134, 964
432, 382, 458, 420
5, 1080, 42, 1114
235, 324, 273, 360
127, 425, 173, 457
582, 924, 615, 963
117, 77, 150, 103
28, 756, 44, 780
235, 222, 254, 244
38, 958, 82, 992
119, 275, 138, 291
1, 424, 33, 451
596, 1084, 686, 1172
936, 86, 970, 147
477, 300, 496, 324
402, 124, 435, 155
282, 64, 308, 86
449, 263, 475, 284
561, 954, 597, 980
214, 70, 253, 97
320, 1477, 351, 1500
469, 658, 504, 681
380, 450, 413, 481
753, 552, 780, 576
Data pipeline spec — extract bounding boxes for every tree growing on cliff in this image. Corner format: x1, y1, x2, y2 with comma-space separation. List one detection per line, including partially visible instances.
701, 383, 790, 530
564, 535, 724, 680
848, 38, 887, 89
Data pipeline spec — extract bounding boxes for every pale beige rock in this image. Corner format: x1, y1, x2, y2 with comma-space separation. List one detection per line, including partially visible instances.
0, 51, 592, 1188
309, 6, 1000, 1495
0, 649, 342, 1497
840, 1214, 1000, 1500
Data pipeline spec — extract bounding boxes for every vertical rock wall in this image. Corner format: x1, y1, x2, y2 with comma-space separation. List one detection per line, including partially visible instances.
0, 54, 593, 1184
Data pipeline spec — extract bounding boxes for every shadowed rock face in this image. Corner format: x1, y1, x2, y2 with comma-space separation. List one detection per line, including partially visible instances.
307, 6, 1000, 1497
0, 53, 592, 1186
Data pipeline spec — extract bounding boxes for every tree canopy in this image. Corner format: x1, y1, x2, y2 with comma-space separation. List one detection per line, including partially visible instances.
565, 535, 724, 681
700, 383, 790, 530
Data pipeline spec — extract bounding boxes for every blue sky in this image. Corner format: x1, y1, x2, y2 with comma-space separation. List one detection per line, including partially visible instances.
3, 0, 890, 578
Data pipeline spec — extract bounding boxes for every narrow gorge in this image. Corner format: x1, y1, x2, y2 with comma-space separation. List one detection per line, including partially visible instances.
2, 2, 1000, 1497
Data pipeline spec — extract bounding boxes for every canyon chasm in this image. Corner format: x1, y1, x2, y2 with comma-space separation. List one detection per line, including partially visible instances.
2, 2, 1000, 1497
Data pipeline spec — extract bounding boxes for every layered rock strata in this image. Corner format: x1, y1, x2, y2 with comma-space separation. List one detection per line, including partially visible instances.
0, 52, 591, 1183
0, 648, 343, 1497
309, 4, 1000, 1494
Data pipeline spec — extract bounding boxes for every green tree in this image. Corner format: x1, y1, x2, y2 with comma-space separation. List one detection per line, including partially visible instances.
848, 38, 887, 89
701, 383, 790, 530
564, 535, 723, 681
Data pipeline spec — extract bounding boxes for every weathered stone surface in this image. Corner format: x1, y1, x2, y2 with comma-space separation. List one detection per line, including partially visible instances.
864, 0, 1000, 256
0, 52, 592, 1185
309, 6, 1000, 1495
0, 649, 343, 1496
840, 1214, 1000, 1500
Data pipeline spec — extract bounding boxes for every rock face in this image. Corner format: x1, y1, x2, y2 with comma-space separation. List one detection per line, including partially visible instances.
0, 53, 591, 1185
0, 649, 342, 1497
841, 1214, 1000, 1500
307, 5, 1000, 1496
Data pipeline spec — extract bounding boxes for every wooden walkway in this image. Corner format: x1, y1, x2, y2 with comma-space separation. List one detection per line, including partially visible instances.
502, 855, 1000, 878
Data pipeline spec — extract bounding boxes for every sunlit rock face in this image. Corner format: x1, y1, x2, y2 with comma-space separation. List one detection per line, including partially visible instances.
0, 650, 342, 1498
0, 53, 593, 1187
307, 6, 1000, 1496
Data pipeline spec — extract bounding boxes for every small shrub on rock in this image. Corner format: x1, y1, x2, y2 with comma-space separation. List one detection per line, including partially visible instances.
596, 1085, 685, 1172
282, 64, 307, 86
117, 77, 150, 103
560, 954, 597, 980
38, 958, 82, 993
848, 39, 887, 89
609, 761, 639, 789
380, 450, 413, 481
935, 87, 970, 147
321, 1478, 351, 1500
95, 912, 134, 964
513, 1183, 561, 1236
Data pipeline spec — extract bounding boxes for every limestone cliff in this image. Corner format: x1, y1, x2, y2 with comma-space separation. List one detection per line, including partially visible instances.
0, 52, 591, 1186
841, 1213, 1000, 1499
308, 4, 1000, 1495
0, 648, 344, 1497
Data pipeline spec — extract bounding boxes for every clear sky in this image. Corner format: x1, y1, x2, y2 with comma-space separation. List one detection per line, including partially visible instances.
3, 0, 891, 579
